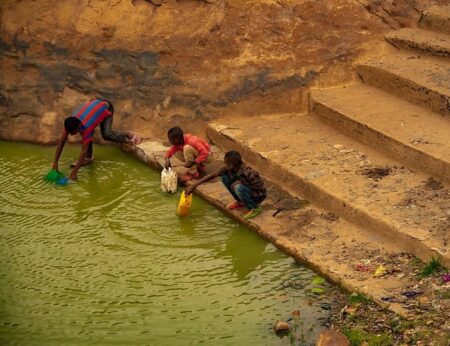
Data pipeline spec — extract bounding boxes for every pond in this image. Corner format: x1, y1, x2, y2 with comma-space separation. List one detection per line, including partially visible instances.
0, 142, 330, 345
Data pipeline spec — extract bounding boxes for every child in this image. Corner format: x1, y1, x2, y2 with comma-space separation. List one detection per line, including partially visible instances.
51, 98, 141, 180
185, 150, 266, 219
164, 127, 214, 183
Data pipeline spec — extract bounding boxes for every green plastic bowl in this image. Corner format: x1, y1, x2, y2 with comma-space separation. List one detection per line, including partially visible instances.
45, 169, 63, 182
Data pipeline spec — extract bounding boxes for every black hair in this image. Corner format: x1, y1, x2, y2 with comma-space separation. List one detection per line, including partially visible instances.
224, 151, 242, 165
167, 126, 184, 140
64, 116, 82, 133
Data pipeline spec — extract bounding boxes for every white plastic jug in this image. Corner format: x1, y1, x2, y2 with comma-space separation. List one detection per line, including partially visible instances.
161, 167, 178, 193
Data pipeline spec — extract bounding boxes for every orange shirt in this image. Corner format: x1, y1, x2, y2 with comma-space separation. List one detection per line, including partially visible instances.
165, 134, 211, 164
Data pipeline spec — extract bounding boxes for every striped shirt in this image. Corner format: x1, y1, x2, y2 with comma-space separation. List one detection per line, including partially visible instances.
71, 99, 112, 144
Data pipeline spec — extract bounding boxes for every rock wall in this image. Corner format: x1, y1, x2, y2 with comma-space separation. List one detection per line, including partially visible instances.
0, 0, 446, 143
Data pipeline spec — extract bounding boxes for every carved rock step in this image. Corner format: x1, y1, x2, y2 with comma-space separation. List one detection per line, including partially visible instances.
419, 5, 450, 35
385, 28, 450, 57
207, 114, 450, 267
311, 83, 450, 184
357, 53, 450, 117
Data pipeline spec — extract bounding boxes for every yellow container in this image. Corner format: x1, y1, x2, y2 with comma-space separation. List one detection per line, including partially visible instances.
177, 191, 192, 217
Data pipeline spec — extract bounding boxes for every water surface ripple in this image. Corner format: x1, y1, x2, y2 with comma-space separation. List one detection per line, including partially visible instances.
0, 142, 328, 345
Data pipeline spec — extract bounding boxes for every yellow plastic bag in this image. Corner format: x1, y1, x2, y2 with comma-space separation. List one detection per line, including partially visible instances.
177, 191, 192, 217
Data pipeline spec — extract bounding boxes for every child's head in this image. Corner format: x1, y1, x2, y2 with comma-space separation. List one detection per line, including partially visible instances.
64, 116, 82, 135
224, 151, 242, 172
167, 127, 184, 145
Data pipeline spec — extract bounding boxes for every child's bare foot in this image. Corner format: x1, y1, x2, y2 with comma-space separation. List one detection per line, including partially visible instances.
179, 171, 200, 184
70, 157, 94, 168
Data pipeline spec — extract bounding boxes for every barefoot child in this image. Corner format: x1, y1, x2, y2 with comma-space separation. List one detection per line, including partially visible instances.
164, 127, 214, 183
52, 99, 141, 180
185, 151, 266, 219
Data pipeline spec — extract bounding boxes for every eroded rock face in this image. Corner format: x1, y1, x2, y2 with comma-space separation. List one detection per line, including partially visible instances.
0, 0, 446, 143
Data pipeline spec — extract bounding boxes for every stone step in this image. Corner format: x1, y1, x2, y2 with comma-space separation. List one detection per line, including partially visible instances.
311, 83, 450, 184
121, 140, 423, 318
419, 5, 450, 35
207, 114, 450, 268
385, 28, 450, 57
356, 53, 450, 117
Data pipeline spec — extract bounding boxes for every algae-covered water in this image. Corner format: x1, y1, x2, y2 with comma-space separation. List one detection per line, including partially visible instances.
0, 142, 330, 345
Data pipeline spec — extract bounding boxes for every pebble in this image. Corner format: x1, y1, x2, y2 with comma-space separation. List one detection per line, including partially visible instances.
274, 320, 290, 333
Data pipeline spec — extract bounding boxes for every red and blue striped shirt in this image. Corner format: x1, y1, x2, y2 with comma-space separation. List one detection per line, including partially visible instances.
71, 99, 112, 144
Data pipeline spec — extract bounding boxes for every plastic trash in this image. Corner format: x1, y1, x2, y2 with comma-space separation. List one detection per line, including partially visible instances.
373, 264, 387, 277
355, 263, 371, 272
161, 167, 178, 193
442, 274, 450, 283
177, 191, 192, 217
401, 290, 423, 299
381, 296, 399, 303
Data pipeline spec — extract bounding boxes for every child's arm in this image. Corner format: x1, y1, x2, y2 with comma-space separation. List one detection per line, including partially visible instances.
164, 146, 179, 168
52, 130, 69, 171
185, 170, 220, 195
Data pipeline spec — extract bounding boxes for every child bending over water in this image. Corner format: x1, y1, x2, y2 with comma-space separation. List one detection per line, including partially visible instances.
52, 99, 141, 180
164, 127, 214, 183
185, 151, 266, 220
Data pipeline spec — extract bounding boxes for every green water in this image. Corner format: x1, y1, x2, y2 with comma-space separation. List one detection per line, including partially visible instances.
0, 142, 330, 345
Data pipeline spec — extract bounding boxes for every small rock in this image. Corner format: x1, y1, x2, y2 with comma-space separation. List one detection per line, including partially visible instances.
162, 96, 171, 109
344, 307, 357, 316
418, 296, 430, 305
316, 330, 350, 346
274, 320, 290, 333
320, 302, 332, 310
291, 309, 300, 317
333, 144, 344, 150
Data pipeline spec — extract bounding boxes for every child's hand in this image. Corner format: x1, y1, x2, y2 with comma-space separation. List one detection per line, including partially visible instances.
129, 134, 142, 145
185, 186, 194, 195
164, 158, 171, 169
184, 161, 195, 168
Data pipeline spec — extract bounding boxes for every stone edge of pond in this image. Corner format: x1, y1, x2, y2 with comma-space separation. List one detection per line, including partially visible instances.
119, 141, 412, 319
